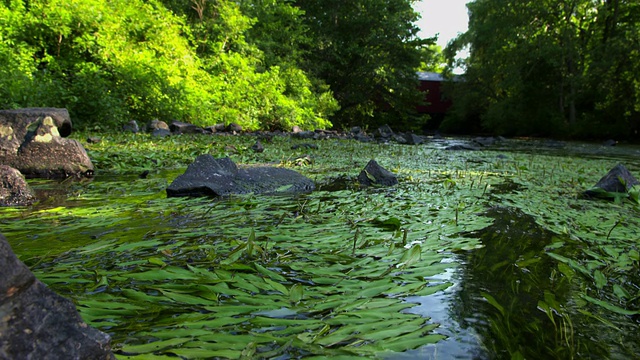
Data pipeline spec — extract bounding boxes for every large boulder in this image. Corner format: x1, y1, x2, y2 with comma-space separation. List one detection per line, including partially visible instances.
0, 108, 93, 178
0, 234, 115, 359
0, 166, 36, 206
167, 155, 315, 197
358, 160, 398, 187
584, 164, 639, 200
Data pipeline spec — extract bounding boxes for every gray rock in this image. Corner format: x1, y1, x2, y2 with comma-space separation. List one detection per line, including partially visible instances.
375, 124, 394, 139
170, 121, 201, 134
151, 128, 171, 137
166, 155, 315, 197
0, 233, 115, 359
403, 133, 424, 145
392, 134, 407, 144
0, 108, 94, 178
226, 123, 243, 133
0, 166, 36, 206
585, 164, 639, 197
122, 120, 139, 133
354, 134, 374, 143
203, 126, 217, 134
147, 119, 169, 132
0, 107, 72, 138
358, 160, 398, 187
251, 140, 264, 153
292, 131, 316, 140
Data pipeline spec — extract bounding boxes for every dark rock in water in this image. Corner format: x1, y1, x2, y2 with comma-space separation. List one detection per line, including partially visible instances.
0, 234, 116, 359
350, 126, 363, 135
251, 140, 265, 153
0, 108, 94, 178
122, 120, 139, 133
584, 164, 639, 197
602, 139, 617, 147
445, 144, 478, 151
166, 155, 315, 197
151, 128, 171, 137
404, 133, 423, 145
375, 124, 394, 139
170, 121, 201, 134
358, 160, 398, 187
291, 143, 318, 150
0, 166, 36, 206
147, 119, 169, 132
214, 123, 227, 132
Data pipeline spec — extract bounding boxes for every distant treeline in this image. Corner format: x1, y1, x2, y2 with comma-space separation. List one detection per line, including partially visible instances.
443, 0, 640, 140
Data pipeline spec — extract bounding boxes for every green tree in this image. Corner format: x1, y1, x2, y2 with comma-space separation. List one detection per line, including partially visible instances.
0, 0, 337, 131
161, 0, 338, 130
295, 0, 432, 131
444, 0, 640, 139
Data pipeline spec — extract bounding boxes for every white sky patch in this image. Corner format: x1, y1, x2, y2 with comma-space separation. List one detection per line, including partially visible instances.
414, 0, 471, 73
414, 0, 470, 48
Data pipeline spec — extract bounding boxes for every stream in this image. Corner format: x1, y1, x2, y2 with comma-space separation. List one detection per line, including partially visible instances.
2, 136, 639, 359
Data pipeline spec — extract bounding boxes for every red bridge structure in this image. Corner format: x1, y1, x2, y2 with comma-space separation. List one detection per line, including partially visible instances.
416, 71, 456, 130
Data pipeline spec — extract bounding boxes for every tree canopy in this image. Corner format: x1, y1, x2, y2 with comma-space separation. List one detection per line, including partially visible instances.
443, 0, 640, 139
0, 0, 435, 131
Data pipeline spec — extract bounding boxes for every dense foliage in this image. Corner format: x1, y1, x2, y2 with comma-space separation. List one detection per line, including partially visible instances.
443, 0, 640, 140
0, 0, 433, 131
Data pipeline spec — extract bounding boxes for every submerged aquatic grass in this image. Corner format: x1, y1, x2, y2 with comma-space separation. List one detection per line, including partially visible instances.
1, 134, 639, 358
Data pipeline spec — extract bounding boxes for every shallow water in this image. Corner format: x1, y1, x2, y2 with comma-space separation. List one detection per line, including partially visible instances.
2, 136, 639, 359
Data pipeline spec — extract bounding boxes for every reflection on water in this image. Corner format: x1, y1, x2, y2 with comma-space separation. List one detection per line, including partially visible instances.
397, 264, 488, 360
397, 206, 618, 359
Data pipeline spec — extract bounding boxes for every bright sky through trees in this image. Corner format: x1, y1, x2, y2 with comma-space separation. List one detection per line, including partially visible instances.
414, 0, 469, 48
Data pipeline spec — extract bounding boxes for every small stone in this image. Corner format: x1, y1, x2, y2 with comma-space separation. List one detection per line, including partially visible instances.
122, 120, 139, 133
251, 140, 264, 153
226, 123, 243, 133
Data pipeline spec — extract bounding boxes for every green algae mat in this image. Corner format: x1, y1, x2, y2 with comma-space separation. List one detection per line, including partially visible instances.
2, 133, 639, 359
